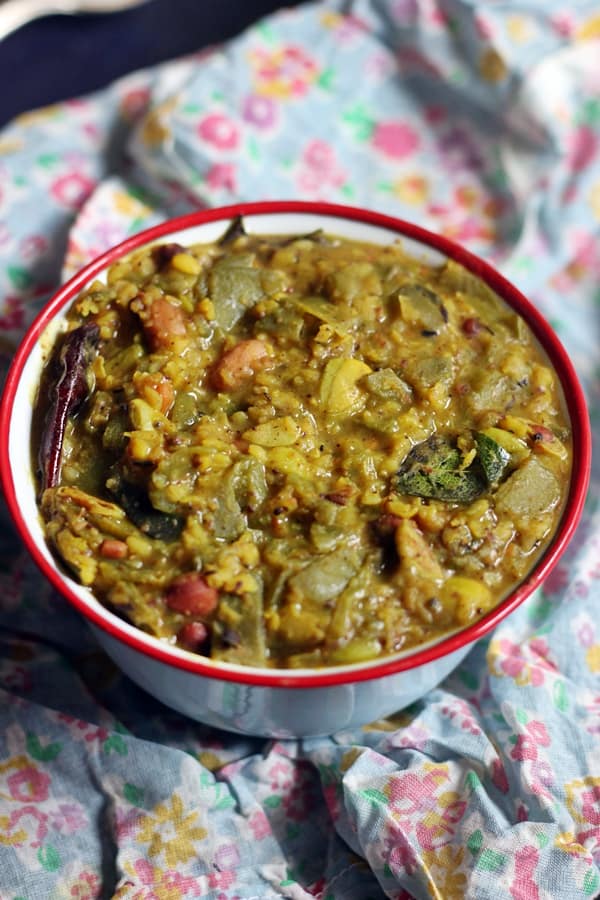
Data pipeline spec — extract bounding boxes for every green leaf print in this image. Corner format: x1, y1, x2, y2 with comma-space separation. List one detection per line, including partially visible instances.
465, 771, 481, 792
515, 707, 528, 725
342, 103, 374, 141
584, 869, 600, 895
535, 831, 550, 849
317, 67, 335, 90
103, 733, 128, 755
26, 732, 62, 762
7, 266, 32, 290
263, 794, 281, 808
37, 845, 61, 872
123, 783, 145, 807
361, 788, 388, 806
553, 680, 569, 712
467, 829, 483, 856
477, 849, 507, 872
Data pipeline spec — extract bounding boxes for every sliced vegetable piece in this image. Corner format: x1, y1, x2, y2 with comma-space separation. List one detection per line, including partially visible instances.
363, 368, 413, 404
396, 435, 486, 504
211, 587, 266, 666
319, 357, 372, 415
288, 294, 351, 334
287, 545, 362, 605
494, 457, 561, 516
474, 431, 510, 485
480, 426, 530, 464
208, 258, 265, 330
397, 284, 448, 332
395, 518, 444, 583
39, 321, 100, 491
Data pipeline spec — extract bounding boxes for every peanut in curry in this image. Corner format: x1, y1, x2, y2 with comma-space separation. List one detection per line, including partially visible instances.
35, 219, 572, 668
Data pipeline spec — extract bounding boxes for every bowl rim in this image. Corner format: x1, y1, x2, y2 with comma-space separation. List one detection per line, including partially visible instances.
0, 200, 592, 688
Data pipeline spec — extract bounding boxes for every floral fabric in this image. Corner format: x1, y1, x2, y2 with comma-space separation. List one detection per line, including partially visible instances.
1, 1, 600, 897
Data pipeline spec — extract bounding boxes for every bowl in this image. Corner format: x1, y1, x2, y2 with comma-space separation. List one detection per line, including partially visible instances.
0, 201, 591, 737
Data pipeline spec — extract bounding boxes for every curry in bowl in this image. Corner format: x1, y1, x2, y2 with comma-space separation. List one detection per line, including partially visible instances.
35, 218, 571, 669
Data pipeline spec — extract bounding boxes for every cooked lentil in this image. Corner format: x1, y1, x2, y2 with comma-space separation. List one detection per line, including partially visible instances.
35, 220, 572, 667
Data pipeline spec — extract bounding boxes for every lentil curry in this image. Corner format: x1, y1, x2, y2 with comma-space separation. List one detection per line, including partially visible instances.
35, 219, 571, 668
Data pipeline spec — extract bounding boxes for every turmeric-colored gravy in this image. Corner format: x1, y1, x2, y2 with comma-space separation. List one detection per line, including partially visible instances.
36, 221, 571, 667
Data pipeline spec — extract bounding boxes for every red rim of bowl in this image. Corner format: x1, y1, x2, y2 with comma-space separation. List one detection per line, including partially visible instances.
0, 200, 592, 689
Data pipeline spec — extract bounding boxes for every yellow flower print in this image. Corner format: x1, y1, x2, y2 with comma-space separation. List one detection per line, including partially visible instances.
479, 47, 508, 83
554, 831, 592, 858
586, 643, 600, 672
140, 99, 176, 147
0, 816, 26, 846
506, 15, 533, 44
565, 776, 600, 826
577, 14, 600, 40
422, 845, 466, 900
393, 175, 429, 206
589, 182, 600, 220
135, 793, 207, 868
113, 190, 152, 219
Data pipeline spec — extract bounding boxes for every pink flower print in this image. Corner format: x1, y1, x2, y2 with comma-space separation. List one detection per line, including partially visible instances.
205, 163, 236, 193
8, 806, 48, 848
510, 845, 540, 900
120, 86, 151, 121
578, 622, 595, 649
208, 871, 236, 890
197, 113, 240, 151
530, 759, 555, 798
474, 14, 494, 40
49, 803, 87, 834
581, 784, 600, 826
371, 121, 420, 160
248, 810, 271, 840
387, 830, 418, 876
50, 171, 96, 209
267, 758, 292, 791
297, 139, 346, 195
19, 234, 48, 260
7, 765, 50, 802
128, 858, 199, 896
214, 843, 240, 871
525, 720, 550, 747
516, 803, 529, 823
550, 12, 575, 37
242, 94, 278, 130
392, 0, 419, 24
397, 723, 429, 750
543, 565, 569, 595
437, 126, 484, 173
510, 734, 538, 763
321, 782, 342, 820
69, 870, 100, 900
491, 757, 510, 794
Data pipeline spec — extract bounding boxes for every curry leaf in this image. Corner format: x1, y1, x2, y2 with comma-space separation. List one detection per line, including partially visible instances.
396, 435, 486, 503
475, 432, 510, 485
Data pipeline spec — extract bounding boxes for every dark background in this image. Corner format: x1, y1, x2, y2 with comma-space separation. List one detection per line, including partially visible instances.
0, 0, 309, 127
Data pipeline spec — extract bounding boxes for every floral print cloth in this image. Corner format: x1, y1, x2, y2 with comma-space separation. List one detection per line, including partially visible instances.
1, 1, 600, 897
